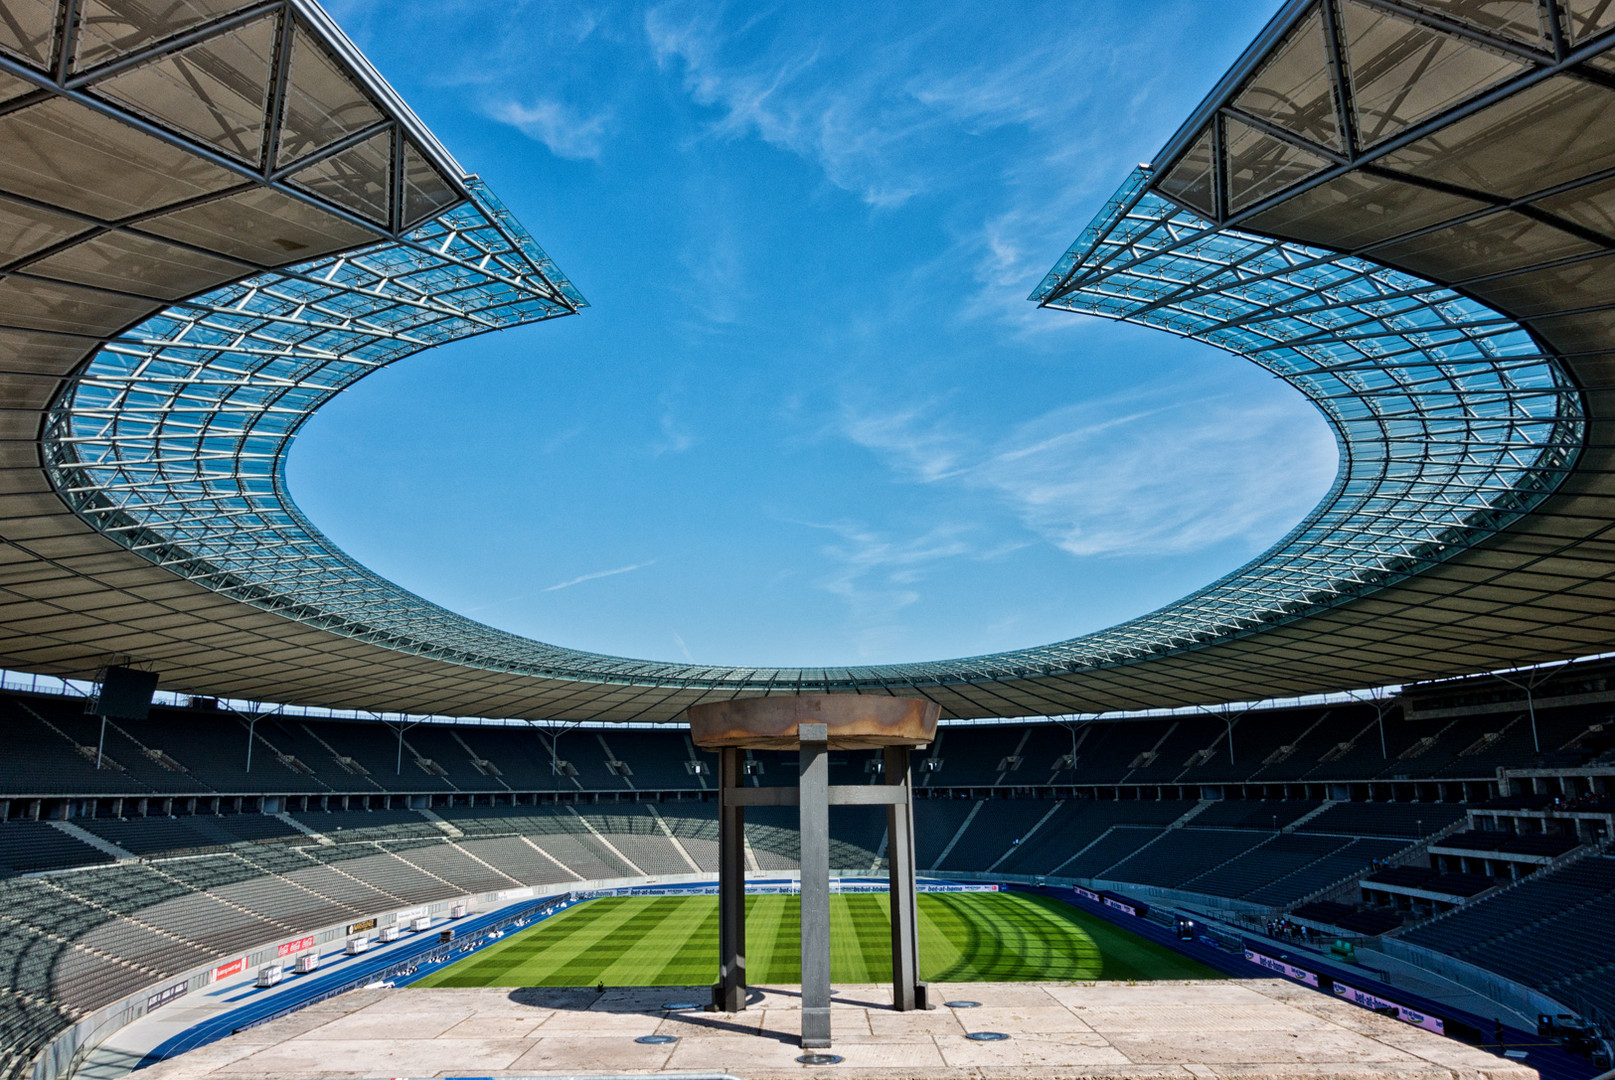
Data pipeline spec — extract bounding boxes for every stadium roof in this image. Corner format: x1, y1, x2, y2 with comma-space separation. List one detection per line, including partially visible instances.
2, 0, 1615, 721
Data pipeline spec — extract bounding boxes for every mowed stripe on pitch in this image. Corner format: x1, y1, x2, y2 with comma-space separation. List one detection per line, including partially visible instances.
412, 891, 1222, 987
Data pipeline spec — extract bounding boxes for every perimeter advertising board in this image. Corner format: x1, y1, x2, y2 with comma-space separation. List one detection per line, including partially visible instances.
1243, 947, 1322, 988
1100, 892, 1147, 917
1333, 981, 1445, 1035
212, 957, 245, 982
146, 980, 187, 1011
277, 935, 315, 957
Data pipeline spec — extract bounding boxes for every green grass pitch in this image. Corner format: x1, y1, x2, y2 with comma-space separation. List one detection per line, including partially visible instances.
413, 891, 1222, 987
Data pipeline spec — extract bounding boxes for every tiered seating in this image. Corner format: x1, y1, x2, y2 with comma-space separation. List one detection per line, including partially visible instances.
1193, 800, 1321, 829
1295, 802, 1465, 838
456, 836, 580, 884
1061, 827, 1163, 878
990, 800, 1190, 876
75, 817, 232, 856
573, 809, 690, 875
307, 846, 459, 904
292, 809, 442, 841
387, 839, 520, 893
0, 822, 112, 876
1187, 833, 1349, 898
935, 801, 1053, 872
1244, 838, 1405, 905
1102, 828, 1270, 887
1402, 856, 1615, 962
741, 807, 800, 870
654, 803, 720, 869
912, 801, 977, 869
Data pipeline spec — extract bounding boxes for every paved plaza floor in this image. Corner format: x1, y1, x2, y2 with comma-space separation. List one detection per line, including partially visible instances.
134, 980, 1537, 1080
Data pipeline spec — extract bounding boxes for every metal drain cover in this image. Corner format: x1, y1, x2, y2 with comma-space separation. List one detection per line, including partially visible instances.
966, 1031, 1010, 1041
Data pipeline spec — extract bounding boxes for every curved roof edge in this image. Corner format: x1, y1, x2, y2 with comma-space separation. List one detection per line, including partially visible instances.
5, 0, 1615, 720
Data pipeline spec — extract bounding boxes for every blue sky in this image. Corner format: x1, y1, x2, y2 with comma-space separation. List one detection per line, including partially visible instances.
288, 0, 1337, 668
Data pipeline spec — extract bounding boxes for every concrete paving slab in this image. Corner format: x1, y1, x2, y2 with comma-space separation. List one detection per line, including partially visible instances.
127, 978, 1544, 1080
937, 1032, 1138, 1069
221, 1036, 530, 1075
438, 1014, 547, 1038
963, 1004, 1098, 1034
508, 1035, 676, 1071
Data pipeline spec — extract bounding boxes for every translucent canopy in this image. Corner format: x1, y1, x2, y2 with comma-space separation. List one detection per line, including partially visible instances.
5, 0, 1615, 719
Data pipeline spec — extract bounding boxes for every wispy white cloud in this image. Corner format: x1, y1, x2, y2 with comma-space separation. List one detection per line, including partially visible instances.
644, 3, 944, 207
840, 388, 1337, 559
654, 407, 698, 456
542, 560, 658, 592
795, 519, 978, 659
672, 630, 695, 661
486, 97, 613, 160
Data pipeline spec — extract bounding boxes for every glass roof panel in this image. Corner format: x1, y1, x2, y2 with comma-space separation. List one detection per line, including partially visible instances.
0, 97, 238, 219
1562, 0, 1615, 42
0, 193, 92, 264
1243, 171, 1487, 249
26, 229, 246, 300
1378, 76, 1615, 198
401, 141, 459, 228
1233, 6, 1342, 151
1341, 0, 1530, 147
73, 0, 259, 72
138, 186, 379, 268
1156, 127, 1217, 216
1401, 0, 1550, 47
1224, 115, 1333, 212
0, 0, 56, 69
275, 20, 384, 169
287, 127, 392, 225
91, 12, 276, 165
1372, 209, 1599, 280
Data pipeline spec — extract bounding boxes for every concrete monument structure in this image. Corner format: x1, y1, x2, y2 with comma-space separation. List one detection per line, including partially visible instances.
688, 694, 941, 1048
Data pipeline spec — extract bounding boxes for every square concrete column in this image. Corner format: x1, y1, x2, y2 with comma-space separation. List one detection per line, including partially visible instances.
712, 746, 747, 1012
798, 722, 832, 1048
884, 744, 925, 1011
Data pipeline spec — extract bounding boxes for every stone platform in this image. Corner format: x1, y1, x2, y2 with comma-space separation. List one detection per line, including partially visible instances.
135, 980, 1537, 1080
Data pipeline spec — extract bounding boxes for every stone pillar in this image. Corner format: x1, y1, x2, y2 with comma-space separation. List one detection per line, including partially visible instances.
712, 746, 748, 1012
884, 744, 924, 1011
798, 722, 832, 1048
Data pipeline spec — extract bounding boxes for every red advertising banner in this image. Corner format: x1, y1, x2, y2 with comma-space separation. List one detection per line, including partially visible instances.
212, 957, 246, 981
277, 935, 315, 957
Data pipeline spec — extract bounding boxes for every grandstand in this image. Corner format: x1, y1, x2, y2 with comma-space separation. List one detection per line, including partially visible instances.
2, 0, 1615, 1078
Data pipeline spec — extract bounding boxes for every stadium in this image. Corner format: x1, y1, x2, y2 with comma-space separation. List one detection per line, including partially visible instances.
0, 0, 1613, 1078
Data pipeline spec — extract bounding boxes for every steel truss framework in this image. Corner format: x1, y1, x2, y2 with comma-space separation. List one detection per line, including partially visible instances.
1029, 169, 1583, 657
4, 0, 1615, 720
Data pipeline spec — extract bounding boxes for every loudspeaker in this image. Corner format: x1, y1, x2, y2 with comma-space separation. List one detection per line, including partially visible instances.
89, 666, 158, 721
